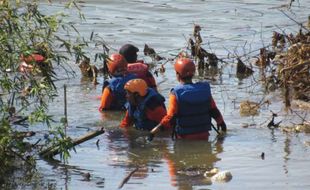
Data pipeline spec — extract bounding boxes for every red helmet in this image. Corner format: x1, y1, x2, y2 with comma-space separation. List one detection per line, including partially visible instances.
21, 54, 45, 63
174, 58, 195, 78
106, 53, 128, 75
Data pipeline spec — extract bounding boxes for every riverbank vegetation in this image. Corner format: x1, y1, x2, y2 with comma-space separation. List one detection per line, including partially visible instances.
0, 0, 107, 185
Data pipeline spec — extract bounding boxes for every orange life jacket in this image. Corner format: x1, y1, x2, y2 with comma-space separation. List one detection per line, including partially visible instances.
127, 62, 148, 76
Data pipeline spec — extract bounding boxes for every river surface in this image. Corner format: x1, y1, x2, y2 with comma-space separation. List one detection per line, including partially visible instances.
18, 1, 310, 190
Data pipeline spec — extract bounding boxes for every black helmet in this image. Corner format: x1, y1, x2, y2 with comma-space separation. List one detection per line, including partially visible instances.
119, 44, 139, 63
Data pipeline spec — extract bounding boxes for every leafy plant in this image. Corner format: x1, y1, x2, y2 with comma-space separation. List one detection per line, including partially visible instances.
0, 0, 108, 181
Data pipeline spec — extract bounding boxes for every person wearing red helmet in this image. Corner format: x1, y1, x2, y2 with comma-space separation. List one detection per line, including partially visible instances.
119, 44, 157, 91
19, 53, 45, 72
149, 57, 226, 140
99, 53, 137, 111
119, 79, 170, 131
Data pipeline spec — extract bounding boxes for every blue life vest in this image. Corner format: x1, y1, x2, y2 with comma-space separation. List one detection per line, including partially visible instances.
172, 82, 212, 135
127, 88, 165, 131
105, 73, 137, 110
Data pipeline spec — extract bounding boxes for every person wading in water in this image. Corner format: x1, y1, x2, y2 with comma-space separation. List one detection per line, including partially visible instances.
149, 57, 226, 140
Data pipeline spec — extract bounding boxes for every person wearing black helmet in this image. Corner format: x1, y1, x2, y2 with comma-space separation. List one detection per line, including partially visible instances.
119, 44, 157, 91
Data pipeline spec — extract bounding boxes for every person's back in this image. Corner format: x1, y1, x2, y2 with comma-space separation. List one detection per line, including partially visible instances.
172, 82, 213, 135
119, 44, 157, 90
99, 53, 137, 111
150, 57, 226, 140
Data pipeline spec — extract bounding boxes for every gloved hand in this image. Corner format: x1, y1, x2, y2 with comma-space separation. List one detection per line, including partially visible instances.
147, 133, 155, 142
217, 122, 227, 132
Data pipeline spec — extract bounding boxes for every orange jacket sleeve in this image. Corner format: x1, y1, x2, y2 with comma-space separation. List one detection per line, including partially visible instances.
98, 87, 113, 111
145, 105, 171, 129
119, 111, 134, 128
159, 93, 178, 127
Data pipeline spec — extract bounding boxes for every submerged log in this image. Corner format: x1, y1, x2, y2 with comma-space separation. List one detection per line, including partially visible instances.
39, 127, 105, 159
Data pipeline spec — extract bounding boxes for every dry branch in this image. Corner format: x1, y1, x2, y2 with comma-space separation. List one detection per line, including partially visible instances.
280, 60, 310, 73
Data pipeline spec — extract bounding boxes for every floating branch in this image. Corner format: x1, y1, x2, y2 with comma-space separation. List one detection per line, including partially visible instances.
39, 127, 105, 159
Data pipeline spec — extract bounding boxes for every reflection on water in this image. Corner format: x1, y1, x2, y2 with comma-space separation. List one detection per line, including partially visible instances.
169, 140, 223, 189
11, 0, 310, 189
283, 134, 291, 175
105, 128, 225, 190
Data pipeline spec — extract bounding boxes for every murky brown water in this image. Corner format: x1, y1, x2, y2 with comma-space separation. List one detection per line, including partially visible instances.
16, 1, 310, 189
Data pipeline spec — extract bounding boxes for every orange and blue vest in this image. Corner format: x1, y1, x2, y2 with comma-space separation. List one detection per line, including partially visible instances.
104, 73, 137, 110
127, 88, 165, 130
172, 82, 212, 135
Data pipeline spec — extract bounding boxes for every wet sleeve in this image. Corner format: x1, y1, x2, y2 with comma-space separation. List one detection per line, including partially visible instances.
145, 106, 171, 129
98, 87, 113, 111
159, 93, 178, 127
119, 111, 134, 128
209, 97, 224, 124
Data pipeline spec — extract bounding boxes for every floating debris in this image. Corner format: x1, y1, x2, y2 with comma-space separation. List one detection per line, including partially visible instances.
135, 136, 147, 144
239, 100, 260, 116
204, 168, 232, 183
294, 123, 310, 133
78, 56, 99, 84
267, 113, 282, 129
241, 123, 249, 128
236, 58, 254, 79
292, 100, 310, 109
272, 31, 286, 49
255, 48, 270, 67
211, 170, 232, 183
281, 122, 310, 133
82, 172, 91, 181
261, 152, 265, 160
203, 168, 219, 177
304, 141, 310, 147
143, 44, 164, 61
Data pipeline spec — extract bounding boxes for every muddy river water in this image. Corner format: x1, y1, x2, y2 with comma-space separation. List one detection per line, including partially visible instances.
20, 1, 310, 189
